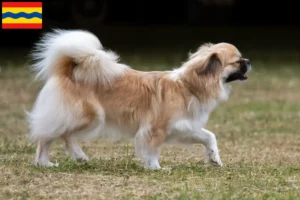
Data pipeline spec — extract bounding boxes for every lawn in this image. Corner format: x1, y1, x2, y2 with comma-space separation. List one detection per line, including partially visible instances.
1, 48, 300, 200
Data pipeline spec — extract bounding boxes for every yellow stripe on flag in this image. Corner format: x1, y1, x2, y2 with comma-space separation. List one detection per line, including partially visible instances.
2, 7, 42, 13
2, 18, 42, 24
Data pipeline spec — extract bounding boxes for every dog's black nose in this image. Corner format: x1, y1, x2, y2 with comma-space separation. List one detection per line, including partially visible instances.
244, 59, 250, 66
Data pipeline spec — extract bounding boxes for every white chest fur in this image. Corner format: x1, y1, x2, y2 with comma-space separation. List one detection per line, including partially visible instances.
166, 78, 232, 142
166, 97, 218, 142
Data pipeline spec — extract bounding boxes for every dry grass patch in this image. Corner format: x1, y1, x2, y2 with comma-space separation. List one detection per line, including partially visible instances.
1, 64, 300, 199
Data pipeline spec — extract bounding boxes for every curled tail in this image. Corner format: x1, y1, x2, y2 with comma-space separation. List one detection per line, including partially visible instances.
31, 29, 128, 85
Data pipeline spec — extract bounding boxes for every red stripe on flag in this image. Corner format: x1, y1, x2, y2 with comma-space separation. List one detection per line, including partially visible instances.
2, 2, 42, 7
2, 23, 42, 29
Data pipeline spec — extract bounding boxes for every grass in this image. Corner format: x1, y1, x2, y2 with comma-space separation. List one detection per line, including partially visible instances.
1, 50, 300, 200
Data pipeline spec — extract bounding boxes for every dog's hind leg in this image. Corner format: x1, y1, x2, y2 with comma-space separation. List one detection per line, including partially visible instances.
62, 135, 89, 162
61, 113, 104, 163
35, 139, 59, 167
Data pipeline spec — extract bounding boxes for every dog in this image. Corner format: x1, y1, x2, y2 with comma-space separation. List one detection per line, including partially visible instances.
27, 30, 251, 169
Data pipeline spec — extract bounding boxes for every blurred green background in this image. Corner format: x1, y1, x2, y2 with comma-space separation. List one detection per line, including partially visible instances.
1, 0, 299, 68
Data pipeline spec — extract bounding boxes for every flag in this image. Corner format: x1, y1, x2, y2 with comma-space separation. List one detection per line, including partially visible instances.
2, 2, 42, 29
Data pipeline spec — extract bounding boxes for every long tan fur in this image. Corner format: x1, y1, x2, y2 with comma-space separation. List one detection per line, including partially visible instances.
28, 30, 251, 169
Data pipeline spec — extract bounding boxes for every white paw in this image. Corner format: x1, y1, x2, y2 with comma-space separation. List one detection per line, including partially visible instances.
144, 160, 161, 170
35, 161, 59, 167
205, 149, 223, 167
74, 155, 89, 162
144, 164, 161, 170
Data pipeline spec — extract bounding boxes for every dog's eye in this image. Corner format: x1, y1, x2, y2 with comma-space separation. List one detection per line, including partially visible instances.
229, 60, 241, 65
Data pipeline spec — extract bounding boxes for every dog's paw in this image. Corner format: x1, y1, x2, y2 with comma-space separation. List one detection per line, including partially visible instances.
143, 161, 162, 170
209, 154, 223, 167
144, 164, 161, 170
34, 161, 59, 167
74, 155, 89, 163
204, 149, 223, 167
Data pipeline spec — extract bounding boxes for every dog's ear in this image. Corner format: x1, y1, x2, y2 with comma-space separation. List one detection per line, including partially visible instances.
189, 43, 214, 59
196, 53, 222, 76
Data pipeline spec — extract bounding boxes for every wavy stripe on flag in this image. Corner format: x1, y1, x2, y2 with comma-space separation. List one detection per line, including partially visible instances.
2, 17, 42, 24
2, 12, 42, 19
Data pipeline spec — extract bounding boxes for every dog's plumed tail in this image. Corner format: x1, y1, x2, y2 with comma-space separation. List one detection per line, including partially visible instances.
31, 29, 127, 85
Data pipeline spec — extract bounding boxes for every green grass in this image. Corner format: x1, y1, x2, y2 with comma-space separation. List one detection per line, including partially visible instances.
1, 49, 300, 200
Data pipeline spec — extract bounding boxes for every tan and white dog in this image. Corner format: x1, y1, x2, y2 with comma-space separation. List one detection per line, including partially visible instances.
28, 30, 251, 169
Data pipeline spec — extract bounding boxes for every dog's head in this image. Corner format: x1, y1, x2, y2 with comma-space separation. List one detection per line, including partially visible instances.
188, 42, 251, 83
180, 42, 251, 101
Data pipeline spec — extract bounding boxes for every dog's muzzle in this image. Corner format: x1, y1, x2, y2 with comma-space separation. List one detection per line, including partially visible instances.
225, 59, 251, 83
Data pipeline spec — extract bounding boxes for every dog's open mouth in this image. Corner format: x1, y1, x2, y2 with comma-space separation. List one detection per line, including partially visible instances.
225, 72, 248, 83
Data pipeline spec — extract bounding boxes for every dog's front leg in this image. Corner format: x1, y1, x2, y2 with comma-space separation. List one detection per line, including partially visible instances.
199, 128, 223, 167
181, 128, 223, 167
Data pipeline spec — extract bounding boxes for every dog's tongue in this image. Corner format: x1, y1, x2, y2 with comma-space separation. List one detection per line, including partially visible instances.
243, 74, 248, 78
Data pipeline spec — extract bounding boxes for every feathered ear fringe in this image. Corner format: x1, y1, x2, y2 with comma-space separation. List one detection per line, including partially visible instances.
188, 42, 214, 59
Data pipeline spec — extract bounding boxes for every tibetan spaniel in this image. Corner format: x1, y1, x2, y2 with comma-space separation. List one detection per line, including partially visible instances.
28, 30, 251, 169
